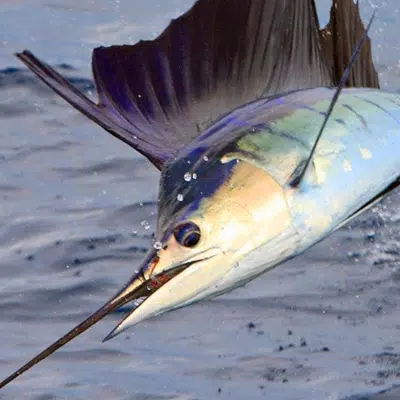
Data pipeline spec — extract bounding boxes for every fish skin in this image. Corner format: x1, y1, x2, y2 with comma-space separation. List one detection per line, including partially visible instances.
232, 88, 400, 244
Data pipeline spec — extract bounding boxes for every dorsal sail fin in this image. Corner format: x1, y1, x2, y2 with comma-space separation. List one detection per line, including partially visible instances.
16, 0, 378, 170
91, 0, 333, 150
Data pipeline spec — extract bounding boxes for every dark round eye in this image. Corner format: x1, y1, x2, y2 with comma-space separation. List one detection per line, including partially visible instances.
173, 222, 201, 248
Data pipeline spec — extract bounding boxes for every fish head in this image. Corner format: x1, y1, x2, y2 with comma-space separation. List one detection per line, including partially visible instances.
105, 143, 294, 339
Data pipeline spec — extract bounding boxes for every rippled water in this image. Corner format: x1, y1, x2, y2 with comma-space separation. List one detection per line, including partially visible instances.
1, 1, 400, 399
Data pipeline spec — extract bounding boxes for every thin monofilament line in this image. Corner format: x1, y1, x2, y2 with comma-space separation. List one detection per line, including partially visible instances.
290, 10, 376, 188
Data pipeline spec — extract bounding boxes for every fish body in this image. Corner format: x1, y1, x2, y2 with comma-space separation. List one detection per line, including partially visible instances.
148, 87, 400, 309
1, 0, 396, 390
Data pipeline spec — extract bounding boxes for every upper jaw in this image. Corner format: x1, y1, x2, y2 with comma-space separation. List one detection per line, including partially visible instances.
104, 246, 224, 340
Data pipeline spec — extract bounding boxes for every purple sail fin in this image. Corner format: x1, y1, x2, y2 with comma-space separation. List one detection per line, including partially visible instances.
16, 0, 379, 169
90, 0, 334, 157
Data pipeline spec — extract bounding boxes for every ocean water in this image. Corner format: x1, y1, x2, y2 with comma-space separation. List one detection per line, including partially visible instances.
1, 1, 400, 399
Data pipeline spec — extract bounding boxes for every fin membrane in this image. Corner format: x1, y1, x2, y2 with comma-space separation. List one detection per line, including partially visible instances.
16, 0, 379, 169
15, 51, 168, 169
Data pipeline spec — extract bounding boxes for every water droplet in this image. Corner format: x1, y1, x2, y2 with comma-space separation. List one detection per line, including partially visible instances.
141, 220, 151, 230
154, 241, 162, 250
184, 172, 192, 182
203, 156, 209, 161
177, 194, 184, 202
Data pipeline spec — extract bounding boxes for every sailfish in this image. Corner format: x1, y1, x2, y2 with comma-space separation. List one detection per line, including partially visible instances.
1, 0, 399, 389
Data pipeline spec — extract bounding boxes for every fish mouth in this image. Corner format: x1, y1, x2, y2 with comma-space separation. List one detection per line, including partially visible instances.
103, 247, 222, 341
0, 247, 221, 389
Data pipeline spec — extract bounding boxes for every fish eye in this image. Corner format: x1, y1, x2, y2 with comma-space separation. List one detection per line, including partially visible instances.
173, 222, 201, 248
